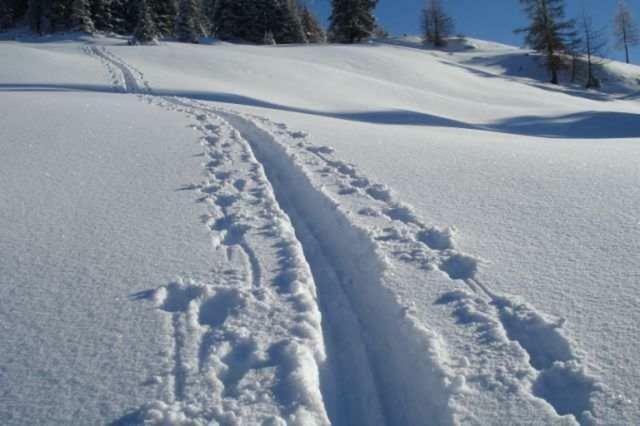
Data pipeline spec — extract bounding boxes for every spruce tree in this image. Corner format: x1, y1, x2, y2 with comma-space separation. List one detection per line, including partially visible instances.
1, 0, 14, 30
132, 0, 158, 43
71, 0, 95, 33
613, 0, 639, 64
329, 0, 378, 43
28, 0, 52, 34
149, 0, 177, 36
91, 0, 113, 32
110, 0, 137, 34
515, 0, 575, 85
175, 0, 200, 42
271, 0, 306, 44
300, 5, 325, 43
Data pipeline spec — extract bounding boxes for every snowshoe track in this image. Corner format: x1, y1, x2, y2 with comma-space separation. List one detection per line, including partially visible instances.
89, 45, 606, 425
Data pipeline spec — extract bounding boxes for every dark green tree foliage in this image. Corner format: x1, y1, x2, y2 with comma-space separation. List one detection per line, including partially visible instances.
273, 0, 305, 44
1, 0, 14, 30
300, 5, 325, 43
71, 0, 95, 32
28, 0, 52, 34
328, 0, 378, 43
175, 0, 200, 42
211, 0, 305, 44
133, 0, 158, 43
91, 0, 112, 31
515, 0, 576, 84
149, 0, 176, 36
110, 0, 137, 34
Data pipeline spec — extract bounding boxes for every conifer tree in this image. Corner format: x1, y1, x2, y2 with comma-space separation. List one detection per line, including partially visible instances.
175, 0, 200, 42
71, 0, 95, 33
1, 0, 14, 30
515, 0, 576, 85
91, 0, 113, 32
421, 0, 453, 47
149, 0, 177, 36
110, 0, 137, 34
613, 0, 639, 64
28, 0, 52, 34
272, 0, 306, 44
132, 0, 158, 43
328, 0, 378, 43
300, 4, 325, 43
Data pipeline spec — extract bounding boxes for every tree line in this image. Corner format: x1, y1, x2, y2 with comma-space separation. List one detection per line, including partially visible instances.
0, 0, 638, 86
0, 0, 380, 44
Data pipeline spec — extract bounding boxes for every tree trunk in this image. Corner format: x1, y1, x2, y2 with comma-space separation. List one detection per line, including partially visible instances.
625, 43, 630, 64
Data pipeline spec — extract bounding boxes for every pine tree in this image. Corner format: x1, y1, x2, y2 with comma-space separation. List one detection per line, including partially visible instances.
421, 0, 454, 47
613, 0, 639, 64
328, 0, 378, 43
110, 0, 137, 34
515, 0, 576, 85
71, 0, 95, 33
271, 0, 306, 44
91, 0, 113, 32
28, 0, 52, 34
175, 0, 200, 42
132, 0, 158, 43
1, 0, 14, 30
300, 5, 325, 43
149, 0, 177, 36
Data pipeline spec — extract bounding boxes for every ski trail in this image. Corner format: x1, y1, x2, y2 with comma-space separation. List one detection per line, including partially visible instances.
88, 45, 606, 425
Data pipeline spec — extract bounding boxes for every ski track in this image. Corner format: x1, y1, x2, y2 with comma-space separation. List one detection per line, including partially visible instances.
89, 45, 605, 425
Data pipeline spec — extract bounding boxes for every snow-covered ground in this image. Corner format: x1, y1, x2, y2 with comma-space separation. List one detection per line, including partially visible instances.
1, 35, 639, 425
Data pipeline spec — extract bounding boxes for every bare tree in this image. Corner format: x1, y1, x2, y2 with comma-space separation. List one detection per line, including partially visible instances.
613, 0, 639, 63
421, 0, 454, 47
581, 11, 608, 89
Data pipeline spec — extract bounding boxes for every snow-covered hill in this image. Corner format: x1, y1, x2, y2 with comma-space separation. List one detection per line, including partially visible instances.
1, 35, 639, 425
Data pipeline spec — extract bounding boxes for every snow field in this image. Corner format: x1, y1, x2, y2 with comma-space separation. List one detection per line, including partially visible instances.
87, 41, 633, 425
1, 34, 638, 425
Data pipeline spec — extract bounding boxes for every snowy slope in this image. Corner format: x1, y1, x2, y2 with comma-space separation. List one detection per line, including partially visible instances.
1, 35, 639, 425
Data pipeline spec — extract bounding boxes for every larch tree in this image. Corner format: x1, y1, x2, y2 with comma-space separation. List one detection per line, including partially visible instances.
515, 0, 576, 85
613, 0, 639, 64
421, 0, 454, 47
328, 0, 378, 43
580, 11, 607, 89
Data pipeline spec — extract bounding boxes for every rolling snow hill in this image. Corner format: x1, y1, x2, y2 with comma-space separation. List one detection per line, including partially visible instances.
1, 34, 639, 425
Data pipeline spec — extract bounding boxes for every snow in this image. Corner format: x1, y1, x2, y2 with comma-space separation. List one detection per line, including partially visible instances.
1, 34, 639, 425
